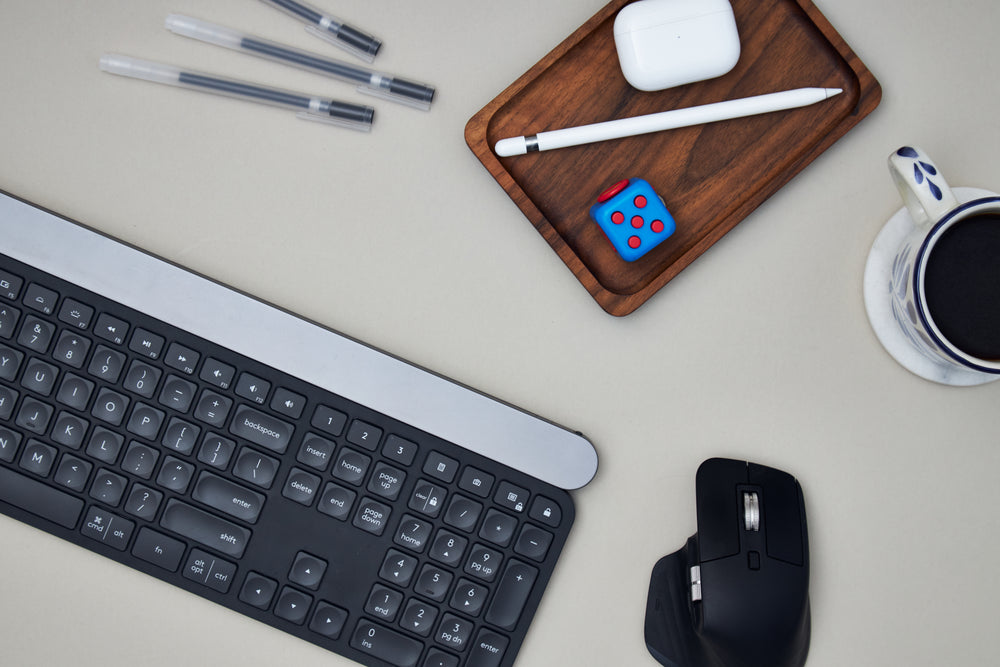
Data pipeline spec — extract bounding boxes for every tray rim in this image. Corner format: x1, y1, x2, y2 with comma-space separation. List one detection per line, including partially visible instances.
465, 0, 882, 316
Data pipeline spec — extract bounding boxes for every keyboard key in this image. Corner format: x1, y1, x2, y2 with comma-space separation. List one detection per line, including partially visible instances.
199, 357, 235, 389
435, 613, 474, 652
122, 360, 161, 398
22, 282, 58, 315
464, 544, 503, 582
57, 298, 93, 330
0, 385, 18, 420
415, 565, 452, 602
21, 358, 59, 396
94, 312, 128, 345
91, 388, 129, 426
296, 433, 335, 471
160, 499, 251, 558
126, 402, 164, 440
88, 345, 126, 383
529, 495, 562, 528
317, 482, 356, 521
158, 374, 197, 413
52, 330, 90, 368
161, 418, 200, 455
274, 586, 312, 625
443, 495, 482, 533
90, 468, 128, 506
282, 467, 321, 507
351, 620, 423, 667
494, 481, 530, 513
467, 629, 509, 667
156, 456, 195, 493
182, 549, 237, 593
123, 484, 163, 521
332, 447, 371, 485
163, 342, 199, 375
347, 419, 382, 451
0, 269, 23, 300
193, 389, 232, 427
383, 434, 418, 466
0, 426, 23, 462
289, 551, 327, 590
379, 549, 418, 587
408, 480, 446, 518
424, 649, 460, 667
367, 462, 406, 500
0, 465, 84, 529
479, 509, 517, 547
309, 602, 348, 639
192, 471, 265, 523
0, 304, 20, 340
353, 497, 392, 536
458, 466, 495, 498
233, 448, 279, 489
131, 527, 185, 572
197, 433, 236, 470
128, 328, 164, 360
450, 578, 488, 616
239, 571, 278, 609
394, 515, 433, 552
16, 398, 53, 434
400, 598, 438, 637
423, 451, 459, 483
19, 439, 57, 477
364, 584, 403, 622
428, 530, 467, 568
311, 404, 347, 436
51, 411, 88, 449
270, 386, 305, 419
18, 316, 55, 353
56, 373, 93, 410
514, 524, 553, 562
0, 343, 23, 380
121, 441, 159, 479
86, 427, 124, 464
81, 506, 135, 551
235, 372, 270, 405
229, 404, 293, 453
484, 560, 538, 631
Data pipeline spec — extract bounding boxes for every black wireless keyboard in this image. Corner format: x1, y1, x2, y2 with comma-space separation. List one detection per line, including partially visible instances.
0, 190, 598, 667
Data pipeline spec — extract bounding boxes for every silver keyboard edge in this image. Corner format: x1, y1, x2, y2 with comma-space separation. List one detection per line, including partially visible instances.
0, 191, 598, 490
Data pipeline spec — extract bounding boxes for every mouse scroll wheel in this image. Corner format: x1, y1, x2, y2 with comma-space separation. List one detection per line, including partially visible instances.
743, 492, 760, 532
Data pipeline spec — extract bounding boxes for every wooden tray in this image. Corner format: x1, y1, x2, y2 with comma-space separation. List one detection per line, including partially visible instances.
465, 0, 881, 316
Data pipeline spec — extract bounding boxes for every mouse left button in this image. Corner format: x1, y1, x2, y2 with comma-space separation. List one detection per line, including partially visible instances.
695, 458, 746, 562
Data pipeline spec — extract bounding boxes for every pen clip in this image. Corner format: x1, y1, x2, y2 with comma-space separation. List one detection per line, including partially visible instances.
295, 110, 373, 132
356, 84, 432, 112
305, 25, 376, 63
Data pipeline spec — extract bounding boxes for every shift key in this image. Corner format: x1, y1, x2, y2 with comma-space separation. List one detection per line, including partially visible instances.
160, 499, 250, 558
229, 405, 293, 453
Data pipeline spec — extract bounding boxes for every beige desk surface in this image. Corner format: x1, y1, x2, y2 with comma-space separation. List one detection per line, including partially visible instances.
1, 1, 999, 665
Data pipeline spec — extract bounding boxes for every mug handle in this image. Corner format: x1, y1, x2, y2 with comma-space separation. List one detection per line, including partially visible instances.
887, 146, 960, 228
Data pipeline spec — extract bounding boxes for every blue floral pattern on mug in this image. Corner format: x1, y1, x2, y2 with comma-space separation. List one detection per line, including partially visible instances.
897, 146, 943, 201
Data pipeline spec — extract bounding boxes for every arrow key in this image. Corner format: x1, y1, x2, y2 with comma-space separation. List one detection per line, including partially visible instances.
274, 586, 313, 625
309, 602, 349, 639
239, 571, 277, 610
289, 551, 327, 590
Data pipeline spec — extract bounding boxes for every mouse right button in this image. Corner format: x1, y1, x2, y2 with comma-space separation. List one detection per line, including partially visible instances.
749, 463, 805, 566
695, 458, 746, 561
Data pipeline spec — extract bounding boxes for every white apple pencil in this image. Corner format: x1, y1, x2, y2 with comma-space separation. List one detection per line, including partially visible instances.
494, 87, 843, 157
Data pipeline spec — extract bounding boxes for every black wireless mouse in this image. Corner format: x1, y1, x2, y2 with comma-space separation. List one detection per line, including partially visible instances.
644, 458, 810, 667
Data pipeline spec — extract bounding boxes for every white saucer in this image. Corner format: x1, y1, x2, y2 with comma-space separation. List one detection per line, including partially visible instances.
863, 187, 1000, 386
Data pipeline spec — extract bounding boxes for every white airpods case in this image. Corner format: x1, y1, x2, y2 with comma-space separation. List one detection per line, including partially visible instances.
613, 0, 741, 92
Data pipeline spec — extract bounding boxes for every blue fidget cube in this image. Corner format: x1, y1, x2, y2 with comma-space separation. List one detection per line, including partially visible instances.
589, 178, 676, 261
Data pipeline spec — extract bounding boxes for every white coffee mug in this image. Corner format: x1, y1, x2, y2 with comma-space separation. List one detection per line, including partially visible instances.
864, 146, 1000, 385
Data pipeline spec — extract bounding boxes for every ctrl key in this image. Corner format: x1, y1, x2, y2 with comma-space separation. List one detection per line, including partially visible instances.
350, 620, 422, 667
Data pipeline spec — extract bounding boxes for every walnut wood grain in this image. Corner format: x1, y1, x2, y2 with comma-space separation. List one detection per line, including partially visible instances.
465, 0, 881, 316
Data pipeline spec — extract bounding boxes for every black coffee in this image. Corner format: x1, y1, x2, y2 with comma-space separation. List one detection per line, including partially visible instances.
923, 212, 1000, 361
